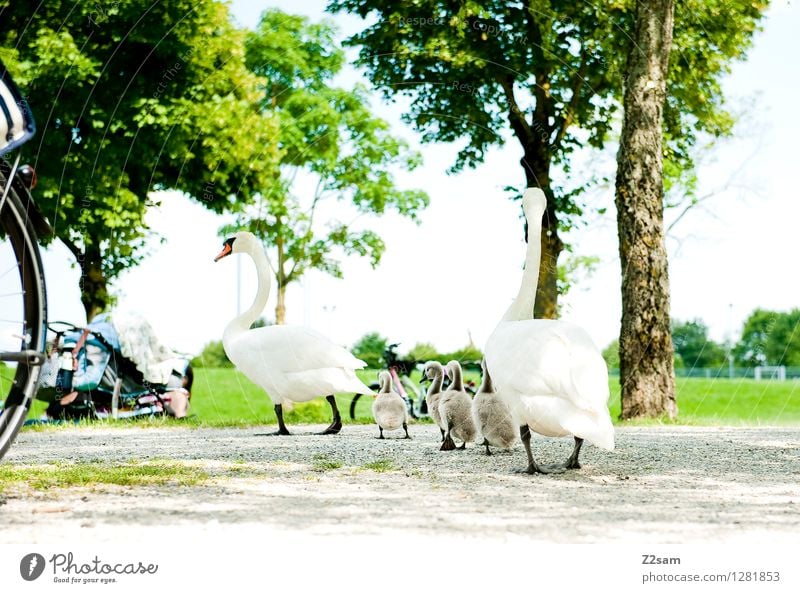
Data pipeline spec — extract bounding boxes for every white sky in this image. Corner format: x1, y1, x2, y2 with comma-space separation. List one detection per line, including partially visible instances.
38, 0, 799, 357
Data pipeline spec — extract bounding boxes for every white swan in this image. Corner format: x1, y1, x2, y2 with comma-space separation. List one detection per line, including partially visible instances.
484, 188, 614, 473
372, 370, 410, 439
214, 231, 372, 435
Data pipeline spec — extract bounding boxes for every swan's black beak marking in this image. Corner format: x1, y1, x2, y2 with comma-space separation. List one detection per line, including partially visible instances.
214, 237, 235, 262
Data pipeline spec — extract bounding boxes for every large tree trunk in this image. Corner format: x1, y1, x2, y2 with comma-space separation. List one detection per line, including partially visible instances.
521, 151, 562, 320
615, 0, 677, 419
80, 245, 108, 321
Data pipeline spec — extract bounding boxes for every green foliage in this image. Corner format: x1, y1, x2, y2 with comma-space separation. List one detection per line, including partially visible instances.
602, 339, 620, 369
351, 332, 389, 369
672, 319, 728, 369
445, 343, 483, 364
328, 0, 767, 230
407, 342, 441, 362
734, 309, 800, 367
0, 0, 281, 315
229, 9, 429, 320
191, 340, 232, 368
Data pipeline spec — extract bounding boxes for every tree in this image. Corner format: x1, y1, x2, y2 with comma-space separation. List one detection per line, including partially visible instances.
615, 0, 677, 419
233, 10, 429, 324
602, 339, 620, 369
0, 0, 280, 319
328, 0, 765, 319
351, 332, 389, 369
735, 309, 800, 367
191, 340, 232, 368
672, 319, 726, 369
407, 342, 442, 363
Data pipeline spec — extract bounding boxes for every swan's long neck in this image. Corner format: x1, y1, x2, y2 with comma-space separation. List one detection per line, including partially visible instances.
428, 372, 443, 396
501, 210, 544, 322
448, 363, 463, 391
379, 374, 391, 394
224, 243, 271, 343
479, 368, 494, 394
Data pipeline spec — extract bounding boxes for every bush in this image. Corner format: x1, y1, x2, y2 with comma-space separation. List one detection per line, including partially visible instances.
192, 340, 232, 368
351, 332, 388, 368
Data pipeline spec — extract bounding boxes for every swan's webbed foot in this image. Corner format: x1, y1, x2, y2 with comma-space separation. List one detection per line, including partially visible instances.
255, 428, 292, 436
514, 462, 566, 475
440, 432, 456, 451
565, 437, 584, 470
255, 404, 292, 435
516, 424, 565, 475
317, 395, 343, 435
317, 418, 342, 435
483, 440, 493, 456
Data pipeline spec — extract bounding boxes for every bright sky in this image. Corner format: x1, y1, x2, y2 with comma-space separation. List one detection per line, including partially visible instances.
38, 0, 799, 357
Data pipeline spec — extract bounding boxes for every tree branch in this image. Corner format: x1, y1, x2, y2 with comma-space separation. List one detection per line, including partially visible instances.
553, 48, 588, 148
498, 75, 535, 146
60, 236, 83, 264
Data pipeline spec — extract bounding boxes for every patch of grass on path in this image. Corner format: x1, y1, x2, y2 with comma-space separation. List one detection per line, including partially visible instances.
311, 454, 342, 472
361, 459, 394, 472
0, 460, 208, 493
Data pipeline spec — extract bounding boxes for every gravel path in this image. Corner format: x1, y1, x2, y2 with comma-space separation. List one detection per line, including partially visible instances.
1, 424, 799, 544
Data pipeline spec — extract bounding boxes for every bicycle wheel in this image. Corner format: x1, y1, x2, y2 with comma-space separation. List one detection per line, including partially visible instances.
0, 173, 47, 460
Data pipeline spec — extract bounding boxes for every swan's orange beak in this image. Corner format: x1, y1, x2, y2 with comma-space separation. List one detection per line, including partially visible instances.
214, 243, 232, 262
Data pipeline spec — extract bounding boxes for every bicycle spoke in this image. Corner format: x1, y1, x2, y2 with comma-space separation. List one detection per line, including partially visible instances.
0, 264, 20, 281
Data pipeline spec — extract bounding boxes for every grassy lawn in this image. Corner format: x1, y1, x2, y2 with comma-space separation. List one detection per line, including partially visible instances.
5, 366, 800, 429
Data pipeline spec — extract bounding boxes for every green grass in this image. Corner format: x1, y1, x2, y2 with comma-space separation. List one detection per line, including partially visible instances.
310, 454, 342, 472
608, 377, 800, 425
361, 459, 395, 472
0, 460, 208, 493
5, 366, 800, 430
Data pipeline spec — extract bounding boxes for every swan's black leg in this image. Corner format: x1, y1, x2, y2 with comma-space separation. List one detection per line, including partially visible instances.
403, 422, 411, 439
317, 395, 343, 435
458, 441, 466, 450
255, 404, 292, 436
378, 426, 384, 439
439, 427, 446, 442
440, 426, 456, 451
515, 425, 564, 475
483, 439, 493, 456
565, 437, 584, 469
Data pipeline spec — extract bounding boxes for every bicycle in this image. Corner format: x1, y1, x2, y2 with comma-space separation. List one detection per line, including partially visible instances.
349, 343, 429, 421
0, 60, 48, 460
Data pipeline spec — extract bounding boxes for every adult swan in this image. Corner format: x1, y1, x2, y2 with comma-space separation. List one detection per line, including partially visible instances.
484, 189, 614, 473
214, 232, 372, 435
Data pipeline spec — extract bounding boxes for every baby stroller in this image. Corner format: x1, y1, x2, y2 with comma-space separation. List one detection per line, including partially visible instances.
36, 313, 193, 420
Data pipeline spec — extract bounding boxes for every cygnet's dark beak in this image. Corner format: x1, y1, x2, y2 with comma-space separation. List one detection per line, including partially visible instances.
524, 220, 529, 244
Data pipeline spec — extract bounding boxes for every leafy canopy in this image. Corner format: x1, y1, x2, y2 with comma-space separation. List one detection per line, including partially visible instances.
231, 9, 428, 308
328, 0, 767, 222
0, 0, 280, 314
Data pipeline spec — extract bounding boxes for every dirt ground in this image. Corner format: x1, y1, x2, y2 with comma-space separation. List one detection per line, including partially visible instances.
1, 424, 799, 544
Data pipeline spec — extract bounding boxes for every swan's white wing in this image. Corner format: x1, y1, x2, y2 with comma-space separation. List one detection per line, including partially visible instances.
225, 325, 371, 402
486, 319, 610, 414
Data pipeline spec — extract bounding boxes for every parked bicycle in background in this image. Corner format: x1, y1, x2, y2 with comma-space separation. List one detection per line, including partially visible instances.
0, 60, 49, 460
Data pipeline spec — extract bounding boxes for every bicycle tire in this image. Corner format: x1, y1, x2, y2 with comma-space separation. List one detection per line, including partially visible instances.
0, 175, 47, 460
